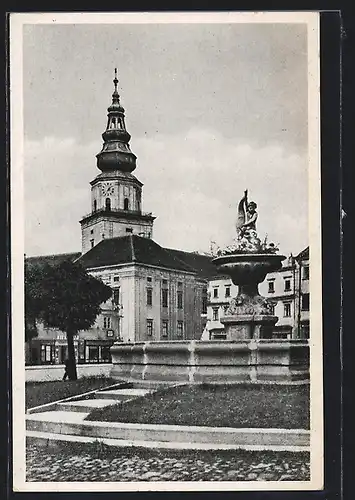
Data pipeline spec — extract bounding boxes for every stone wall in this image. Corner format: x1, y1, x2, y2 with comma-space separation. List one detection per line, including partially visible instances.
110, 340, 309, 384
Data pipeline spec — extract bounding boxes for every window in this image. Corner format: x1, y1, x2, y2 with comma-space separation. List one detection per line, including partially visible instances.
162, 279, 168, 285
126, 228, 133, 233
284, 279, 291, 292
177, 291, 183, 309
268, 281, 275, 293
302, 266, 310, 280
283, 303, 291, 317
102, 233, 105, 240
269, 303, 276, 315
212, 307, 219, 321
45, 345, 51, 362
88, 346, 99, 362
124, 198, 129, 210
202, 289, 208, 314
40, 344, 54, 363
147, 277, 152, 283
213, 287, 219, 298
177, 321, 184, 338
93, 200, 97, 212
301, 293, 310, 311
90, 229, 94, 235
90, 239, 94, 248
146, 288, 153, 306
301, 323, 310, 339
177, 281, 183, 288
103, 317, 111, 329
147, 319, 153, 337
113, 276, 120, 282
225, 286, 231, 298
162, 288, 168, 308
101, 347, 112, 363
113, 289, 120, 305
162, 320, 168, 338
105, 198, 111, 211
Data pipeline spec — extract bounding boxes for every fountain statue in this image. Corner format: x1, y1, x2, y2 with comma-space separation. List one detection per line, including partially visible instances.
212, 190, 285, 340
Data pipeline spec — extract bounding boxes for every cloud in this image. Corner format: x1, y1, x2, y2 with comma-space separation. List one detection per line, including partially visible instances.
24, 129, 308, 257
135, 128, 308, 255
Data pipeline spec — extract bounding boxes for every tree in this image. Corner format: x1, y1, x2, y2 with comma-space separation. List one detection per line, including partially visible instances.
25, 261, 44, 343
27, 259, 112, 380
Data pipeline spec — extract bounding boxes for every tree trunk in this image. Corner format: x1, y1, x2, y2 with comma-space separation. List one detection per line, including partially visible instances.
66, 330, 78, 381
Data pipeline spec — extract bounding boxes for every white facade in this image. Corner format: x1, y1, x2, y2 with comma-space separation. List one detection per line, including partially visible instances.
205, 254, 309, 340
88, 263, 206, 343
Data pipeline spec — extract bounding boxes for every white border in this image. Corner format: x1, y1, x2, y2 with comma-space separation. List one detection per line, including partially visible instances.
10, 11, 322, 492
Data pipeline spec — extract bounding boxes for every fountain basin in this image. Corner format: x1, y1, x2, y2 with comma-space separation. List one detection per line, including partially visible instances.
212, 253, 286, 286
212, 253, 286, 340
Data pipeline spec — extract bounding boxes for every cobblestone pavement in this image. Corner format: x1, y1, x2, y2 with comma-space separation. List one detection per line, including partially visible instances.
26, 444, 310, 482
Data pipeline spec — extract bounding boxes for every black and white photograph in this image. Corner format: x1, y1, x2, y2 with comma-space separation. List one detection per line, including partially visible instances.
10, 11, 322, 492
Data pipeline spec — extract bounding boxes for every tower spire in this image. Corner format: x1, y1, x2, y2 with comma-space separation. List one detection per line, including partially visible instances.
96, 70, 137, 173
112, 68, 119, 101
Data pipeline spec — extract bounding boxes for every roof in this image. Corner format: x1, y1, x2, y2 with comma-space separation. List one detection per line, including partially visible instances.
295, 246, 309, 261
77, 235, 199, 274
164, 248, 218, 279
24, 237, 219, 280
25, 252, 81, 269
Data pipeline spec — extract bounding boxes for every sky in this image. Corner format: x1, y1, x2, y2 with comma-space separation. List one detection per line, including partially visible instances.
23, 20, 310, 257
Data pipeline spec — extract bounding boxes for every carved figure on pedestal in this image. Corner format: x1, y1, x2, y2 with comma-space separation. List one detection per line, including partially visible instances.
236, 189, 258, 236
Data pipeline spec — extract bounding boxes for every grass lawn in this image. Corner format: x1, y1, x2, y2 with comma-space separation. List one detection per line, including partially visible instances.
26, 376, 119, 410
85, 383, 310, 429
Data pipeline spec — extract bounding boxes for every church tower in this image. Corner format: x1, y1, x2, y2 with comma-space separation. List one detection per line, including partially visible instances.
80, 70, 155, 254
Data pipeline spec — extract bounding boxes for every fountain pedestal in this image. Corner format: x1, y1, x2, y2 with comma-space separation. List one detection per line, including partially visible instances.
212, 253, 285, 340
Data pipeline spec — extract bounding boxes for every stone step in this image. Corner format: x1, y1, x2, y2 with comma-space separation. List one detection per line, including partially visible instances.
56, 399, 119, 413
25, 414, 310, 448
129, 380, 185, 390
26, 429, 307, 452
26, 410, 89, 426
94, 388, 151, 400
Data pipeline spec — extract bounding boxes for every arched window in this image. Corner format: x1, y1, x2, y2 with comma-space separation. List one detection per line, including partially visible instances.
93, 200, 97, 212
105, 198, 111, 211
124, 198, 129, 210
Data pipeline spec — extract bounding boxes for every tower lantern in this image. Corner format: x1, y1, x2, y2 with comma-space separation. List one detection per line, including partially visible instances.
96, 68, 137, 173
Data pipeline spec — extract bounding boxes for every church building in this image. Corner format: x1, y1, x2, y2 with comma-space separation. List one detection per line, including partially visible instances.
26, 71, 215, 365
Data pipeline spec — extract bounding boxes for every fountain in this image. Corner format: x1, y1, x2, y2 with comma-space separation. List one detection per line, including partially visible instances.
110, 190, 309, 384
212, 190, 285, 340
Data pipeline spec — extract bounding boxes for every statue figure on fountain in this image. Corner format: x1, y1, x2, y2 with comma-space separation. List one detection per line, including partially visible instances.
235, 190, 262, 252
216, 190, 278, 256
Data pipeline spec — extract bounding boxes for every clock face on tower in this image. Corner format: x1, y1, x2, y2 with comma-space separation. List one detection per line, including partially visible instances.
100, 182, 115, 197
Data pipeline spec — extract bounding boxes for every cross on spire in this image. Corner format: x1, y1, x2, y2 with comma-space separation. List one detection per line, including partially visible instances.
113, 67, 119, 93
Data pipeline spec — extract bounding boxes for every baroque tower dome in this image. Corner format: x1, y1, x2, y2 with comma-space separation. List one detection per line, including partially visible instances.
96, 68, 137, 173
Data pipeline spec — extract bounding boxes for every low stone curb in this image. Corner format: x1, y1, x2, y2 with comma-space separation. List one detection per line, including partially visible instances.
26, 415, 310, 451
26, 430, 309, 453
